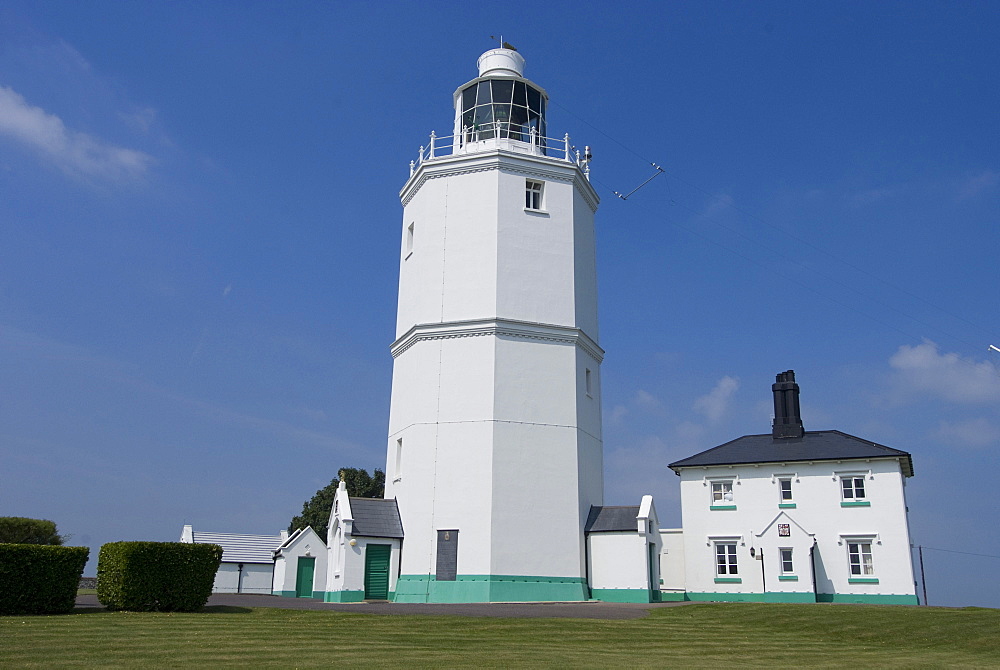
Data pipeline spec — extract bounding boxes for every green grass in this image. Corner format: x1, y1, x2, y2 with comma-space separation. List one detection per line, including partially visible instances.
2, 603, 998, 667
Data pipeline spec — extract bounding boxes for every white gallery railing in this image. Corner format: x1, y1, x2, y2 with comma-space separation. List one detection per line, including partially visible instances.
409, 125, 591, 180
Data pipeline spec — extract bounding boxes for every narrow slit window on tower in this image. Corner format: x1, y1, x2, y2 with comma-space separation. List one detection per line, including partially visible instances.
585, 368, 592, 397
525, 180, 543, 210
405, 222, 414, 258
394, 438, 403, 481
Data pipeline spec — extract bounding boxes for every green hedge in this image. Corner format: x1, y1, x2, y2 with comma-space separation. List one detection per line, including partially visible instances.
0, 544, 89, 615
97, 542, 222, 612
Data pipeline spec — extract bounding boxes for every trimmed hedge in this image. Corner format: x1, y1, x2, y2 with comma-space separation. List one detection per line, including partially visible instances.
97, 542, 222, 612
0, 544, 89, 615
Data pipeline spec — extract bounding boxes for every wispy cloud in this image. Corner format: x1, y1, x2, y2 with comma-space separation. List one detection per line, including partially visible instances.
634, 389, 662, 411
0, 85, 152, 182
936, 418, 1000, 448
693, 375, 739, 422
846, 185, 898, 208
957, 170, 1000, 201
889, 340, 1000, 405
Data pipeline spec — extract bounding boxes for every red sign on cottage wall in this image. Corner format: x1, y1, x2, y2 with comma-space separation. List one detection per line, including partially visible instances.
778, 524, 790, 537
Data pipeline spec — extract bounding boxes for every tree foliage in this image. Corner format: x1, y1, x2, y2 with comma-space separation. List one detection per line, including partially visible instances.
289, 467, 384, 539
0, 517, 64, 545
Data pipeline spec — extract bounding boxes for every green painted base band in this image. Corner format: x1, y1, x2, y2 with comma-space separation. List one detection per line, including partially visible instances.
658, 591, 688, 602
590, 588, 654, 603
817, 593, 918, 605
393, 574, 589, 603
312, 590, 324, 600
778, 503, 797, 508
324, 590, 364, 603
841, 501, 871, 507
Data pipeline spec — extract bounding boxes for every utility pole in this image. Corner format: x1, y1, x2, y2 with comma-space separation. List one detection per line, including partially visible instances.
918, 546, 928, 606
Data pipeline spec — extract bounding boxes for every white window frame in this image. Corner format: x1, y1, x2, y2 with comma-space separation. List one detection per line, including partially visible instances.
393, 437, 403, 482
779, 478, 793, 502
845, 538, 876, 578
404, 222, 414, 259
715, 542, 739, 576
841, 475, 867, 501
525, 179, 544, 211
709, 479, 736, 508
779, 547, 794, 575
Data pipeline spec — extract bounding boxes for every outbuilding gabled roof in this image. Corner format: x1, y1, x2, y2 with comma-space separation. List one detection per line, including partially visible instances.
349, 497, 404, 538
668, 430, 914, 477
189, 531, 284, 563
584, 505, 640, 533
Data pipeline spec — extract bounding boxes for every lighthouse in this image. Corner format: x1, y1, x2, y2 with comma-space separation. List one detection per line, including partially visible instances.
382, 48, 605, 603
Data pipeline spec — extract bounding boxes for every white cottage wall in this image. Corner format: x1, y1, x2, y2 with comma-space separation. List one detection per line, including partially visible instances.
678, 458, 916, 603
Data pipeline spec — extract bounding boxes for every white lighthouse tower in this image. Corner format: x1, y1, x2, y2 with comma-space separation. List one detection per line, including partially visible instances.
384, 48, 603, 603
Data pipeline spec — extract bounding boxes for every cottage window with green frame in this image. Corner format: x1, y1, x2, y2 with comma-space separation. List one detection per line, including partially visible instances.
710, 480, 735, 509
840, 474, 871, 507
780, 548, 794, 575
847, 540, 876, 581
715, 542, 738, 576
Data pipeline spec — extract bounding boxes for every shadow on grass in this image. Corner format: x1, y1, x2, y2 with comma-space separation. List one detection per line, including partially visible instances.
68, 605, 254, 615
200, 606, 254, 614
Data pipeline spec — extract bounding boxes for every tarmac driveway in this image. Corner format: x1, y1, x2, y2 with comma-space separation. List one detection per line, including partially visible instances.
75, 593, 692, 619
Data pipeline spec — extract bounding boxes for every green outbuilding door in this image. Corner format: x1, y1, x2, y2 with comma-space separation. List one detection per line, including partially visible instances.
364, 544, 392, 600
295, 557, 315, 597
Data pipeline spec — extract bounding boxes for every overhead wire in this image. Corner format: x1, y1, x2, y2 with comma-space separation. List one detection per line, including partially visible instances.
550, 98, 1000, 361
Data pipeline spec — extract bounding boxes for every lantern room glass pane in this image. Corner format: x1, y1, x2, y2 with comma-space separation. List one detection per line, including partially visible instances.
476, 81, 492, 105
491, 79, 513, 103
514, 81, 528, 107
527, 86, 541, 114
462, 85, 476, 113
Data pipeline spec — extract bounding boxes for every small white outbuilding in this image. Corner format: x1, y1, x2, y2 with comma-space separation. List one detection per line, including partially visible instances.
272, 526, 327, 599
180, 525, 286, 594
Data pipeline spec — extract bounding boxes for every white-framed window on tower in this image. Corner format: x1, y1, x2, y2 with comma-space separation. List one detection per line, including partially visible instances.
404, 222, 415, 259
525, 179, 543, 210
394, 438, 403, 482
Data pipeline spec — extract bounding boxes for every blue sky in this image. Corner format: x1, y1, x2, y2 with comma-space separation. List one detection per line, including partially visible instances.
1, 2, 997, 607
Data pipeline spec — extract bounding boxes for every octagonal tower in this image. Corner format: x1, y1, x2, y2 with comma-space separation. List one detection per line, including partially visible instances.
384, 48, 603, 603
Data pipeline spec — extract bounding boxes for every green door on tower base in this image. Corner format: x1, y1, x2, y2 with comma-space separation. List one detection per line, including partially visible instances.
364, 544, 392, 600
295, 557, 315, 597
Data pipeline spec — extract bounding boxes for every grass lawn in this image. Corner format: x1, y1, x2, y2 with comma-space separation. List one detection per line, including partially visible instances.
3, 603, 998, 667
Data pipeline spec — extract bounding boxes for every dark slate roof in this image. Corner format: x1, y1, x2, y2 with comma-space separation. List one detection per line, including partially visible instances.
350, 497, 404, 538
668, 430, 914, 477
584, 505, 640, 533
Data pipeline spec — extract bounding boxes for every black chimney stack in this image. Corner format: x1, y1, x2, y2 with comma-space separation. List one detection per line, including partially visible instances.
772, 370, 804, 439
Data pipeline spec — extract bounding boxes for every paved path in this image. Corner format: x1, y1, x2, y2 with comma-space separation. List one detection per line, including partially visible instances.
76, 593, 692, 619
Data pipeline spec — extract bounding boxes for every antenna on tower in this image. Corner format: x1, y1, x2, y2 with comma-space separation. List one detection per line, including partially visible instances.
489, 35, 518, 51
613, 163, 665, 201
